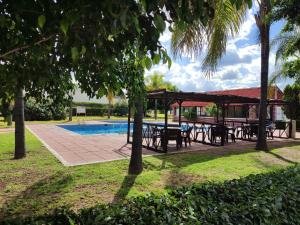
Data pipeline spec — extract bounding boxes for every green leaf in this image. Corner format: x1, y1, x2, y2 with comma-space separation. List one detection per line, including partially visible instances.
167, 56, 172, 69
81, 46, 87, 55
60, 19, 69, 35
154, 15, 165, 33
144, 57, 152, 70
38, 15, 46, 29
71, 47, 79, 62
153, 54, 160, 64
247, 0, 252, 8
141, 0, 147, 11
133, 17, 141, 34
161, 50, 172, 69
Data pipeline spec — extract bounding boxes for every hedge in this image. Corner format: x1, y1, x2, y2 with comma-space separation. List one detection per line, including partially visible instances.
72, 102, 128, 116
1, 165, 299, 225
24, 99, 66, 121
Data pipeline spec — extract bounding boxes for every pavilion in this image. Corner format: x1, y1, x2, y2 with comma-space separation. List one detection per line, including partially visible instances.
127, 89, 291, 152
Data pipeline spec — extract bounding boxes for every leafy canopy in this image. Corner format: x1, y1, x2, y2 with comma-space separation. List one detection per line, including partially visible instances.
145, 72, 178, 91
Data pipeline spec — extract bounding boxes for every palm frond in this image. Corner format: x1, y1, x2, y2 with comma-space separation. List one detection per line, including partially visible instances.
171, 0, 248, 75
269, 65, 289, 85
202, 0, 247, 73
171, 21, 207, 59
271, 28, 300, 63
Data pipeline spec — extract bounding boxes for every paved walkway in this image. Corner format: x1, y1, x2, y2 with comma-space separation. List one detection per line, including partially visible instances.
26, 123, 222, 166
0, 128, 14, 133
27, 123, 300, 166
27, 124, 158, 166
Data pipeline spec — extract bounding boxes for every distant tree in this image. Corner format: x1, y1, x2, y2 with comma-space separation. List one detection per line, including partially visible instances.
145, 72, 178, 120
145, 72, 178, 92
282, 84, 300, 120
0, 95, 14, 126
270, 0, 300, 84
106, 91, 115, 119
205, 103, 218, 117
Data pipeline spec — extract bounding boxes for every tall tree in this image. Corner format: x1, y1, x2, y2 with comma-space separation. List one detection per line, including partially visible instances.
171, 0, 282, 150
255, 0, 271, 151
0, 0, 218, 174
270, 0, 300, 84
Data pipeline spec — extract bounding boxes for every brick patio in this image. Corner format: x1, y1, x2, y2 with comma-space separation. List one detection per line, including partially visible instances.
26, 123, 223, 166
26, 123, 300, 166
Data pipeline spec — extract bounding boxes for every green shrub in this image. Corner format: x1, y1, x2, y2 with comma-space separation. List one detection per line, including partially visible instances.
72, 102, 105, 108
2, 165, 300, 224
183, 107, 197, 121
205, 103, 218, 117
24, 98, 66, 121
113, 103, 128, 116
86, 108, 106, 116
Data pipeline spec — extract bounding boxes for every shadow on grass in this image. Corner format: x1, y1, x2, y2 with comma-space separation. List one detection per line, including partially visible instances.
266, 151, 298, 165
143, 140, 300, 170
112, 175, 137, 203
0, 171, 73, 220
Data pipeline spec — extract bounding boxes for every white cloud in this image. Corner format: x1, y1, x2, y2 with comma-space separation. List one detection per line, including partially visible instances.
159, 28, 172, 43
150, 12, 292, 92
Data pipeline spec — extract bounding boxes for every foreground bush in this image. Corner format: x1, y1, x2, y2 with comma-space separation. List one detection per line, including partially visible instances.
2, 165, 299, 225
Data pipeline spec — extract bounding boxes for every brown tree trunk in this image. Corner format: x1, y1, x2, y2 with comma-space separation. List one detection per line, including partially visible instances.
128, 96, 143, 175
108, 105, 111, 119
6, 113, 12, 126
68, 101, 73, 121
255, 0, 271, 151
14, 87, 26, 159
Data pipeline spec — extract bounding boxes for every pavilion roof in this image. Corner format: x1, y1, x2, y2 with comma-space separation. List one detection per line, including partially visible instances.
147, 89, 288, 105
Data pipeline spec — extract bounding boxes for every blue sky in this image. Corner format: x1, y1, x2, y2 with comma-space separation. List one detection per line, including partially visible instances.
146, 7, 292, 92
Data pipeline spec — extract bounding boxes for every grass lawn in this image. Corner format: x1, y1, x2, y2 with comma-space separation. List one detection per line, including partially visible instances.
0, 130, 299, 220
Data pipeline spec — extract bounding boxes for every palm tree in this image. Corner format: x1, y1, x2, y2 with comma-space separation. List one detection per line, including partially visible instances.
145, 72, 178, 120
270, 26, 300, 84
255, 0, 271, 150
106, 90, 115, 119
171, 0, 272, 150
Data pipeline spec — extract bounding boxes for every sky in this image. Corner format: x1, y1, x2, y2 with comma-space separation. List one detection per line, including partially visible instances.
146, 7, 292, 92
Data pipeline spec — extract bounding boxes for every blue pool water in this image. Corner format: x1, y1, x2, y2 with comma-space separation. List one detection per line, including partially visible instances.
58, 123, 131, 135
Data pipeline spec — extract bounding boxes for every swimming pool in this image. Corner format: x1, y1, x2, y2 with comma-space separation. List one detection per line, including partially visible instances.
58, 123, 132, 135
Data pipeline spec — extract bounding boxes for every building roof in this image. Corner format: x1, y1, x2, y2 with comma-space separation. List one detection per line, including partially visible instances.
170, 86, 284, 108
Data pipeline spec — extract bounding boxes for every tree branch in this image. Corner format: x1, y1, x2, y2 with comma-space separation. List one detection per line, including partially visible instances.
0, 35, 55, 59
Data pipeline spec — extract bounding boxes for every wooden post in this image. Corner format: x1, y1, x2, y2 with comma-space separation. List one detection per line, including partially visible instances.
127, 104, 131, 143
178, 100, 182, 126
163, 91, 168, 152
221, 103, 225, 146
216, 104, 219, 123
289, 103, 293, 138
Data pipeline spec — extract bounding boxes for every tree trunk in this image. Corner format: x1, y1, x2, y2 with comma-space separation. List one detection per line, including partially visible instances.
6, 113, 12, 126
255, 0, 270, 151
68, 101, 73, 121
154, 99, 158, 120
14, 87, 26, 159
128, 96, 143, 175
108, 105, 111, 119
